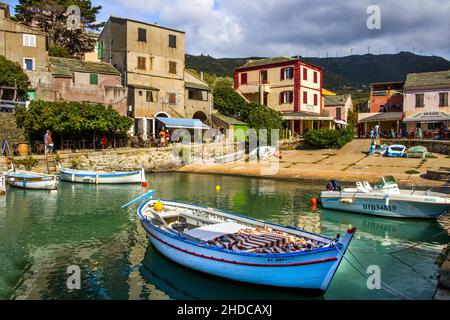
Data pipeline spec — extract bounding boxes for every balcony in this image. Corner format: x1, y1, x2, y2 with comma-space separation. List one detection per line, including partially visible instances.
239, 82, 271, 94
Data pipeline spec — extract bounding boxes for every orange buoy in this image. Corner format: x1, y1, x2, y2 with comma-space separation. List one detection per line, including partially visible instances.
311, 197, 318, 206
141, 181, 148, 187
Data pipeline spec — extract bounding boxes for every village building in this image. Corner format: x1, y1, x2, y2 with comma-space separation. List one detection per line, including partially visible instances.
0, 2, 52, 101
98, 17, 212, 139
82, 32, 101, 63
403, 70, 450, 138
234, 57, 333, 136
357, 81, 405, 138
324, 94, 353, 127
49, 57, 127, 115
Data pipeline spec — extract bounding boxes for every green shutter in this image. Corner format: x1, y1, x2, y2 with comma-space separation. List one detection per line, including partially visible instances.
90, 73, 98, 85
97, 42, 103, 60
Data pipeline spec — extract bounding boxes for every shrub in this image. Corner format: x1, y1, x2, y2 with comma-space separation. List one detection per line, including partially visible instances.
49, 45, 69, 58
304, 126, 355, 149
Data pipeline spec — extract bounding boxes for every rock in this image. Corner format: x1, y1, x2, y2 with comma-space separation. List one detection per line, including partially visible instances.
440, 260, 450, 289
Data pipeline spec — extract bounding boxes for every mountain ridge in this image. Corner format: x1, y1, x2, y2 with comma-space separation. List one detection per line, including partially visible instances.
186, 52, 450, 90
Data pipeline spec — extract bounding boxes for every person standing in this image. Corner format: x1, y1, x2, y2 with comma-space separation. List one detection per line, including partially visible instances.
159, 129, 166, 147
370, 127, 374, 139
417, 127, 423, 141
44, 130, 50, 155
165, 130, 171, 146
101, 136, 107, 149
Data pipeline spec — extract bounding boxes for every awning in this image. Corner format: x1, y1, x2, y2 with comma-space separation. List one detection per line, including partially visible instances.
403, 111, 450, 123
334, 119, 348, 126
155, 117, 210, 129
282, 112, 333, 121
358, 112, 403, 123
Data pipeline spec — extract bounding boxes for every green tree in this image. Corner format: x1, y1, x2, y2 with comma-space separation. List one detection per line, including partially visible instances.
14, 0, 104, 57
0, 55, 29, 100
247, 105, 284, 131
49, 45, 70, 58
213, 86, 248, 118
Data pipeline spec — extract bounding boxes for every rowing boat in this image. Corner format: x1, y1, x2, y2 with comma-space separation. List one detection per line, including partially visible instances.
59, 167, 146, 184
4, 170, 58, 190
133, 194, 356, 292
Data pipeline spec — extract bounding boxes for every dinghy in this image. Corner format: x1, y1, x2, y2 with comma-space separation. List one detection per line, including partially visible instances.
320, 176, 450, 219
385, 145, 406, 157
59, 167, 146, 184
214, 150, 245, 164
249, 146, 277, 160
4, 170, 58, 190
128, 191, 356, 292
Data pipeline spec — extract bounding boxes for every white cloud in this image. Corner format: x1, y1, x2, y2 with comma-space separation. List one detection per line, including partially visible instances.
101, 0, 450, 59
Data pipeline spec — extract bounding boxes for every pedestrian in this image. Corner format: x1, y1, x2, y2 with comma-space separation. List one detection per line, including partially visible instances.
165, 130, 171, 146
375, 125, 380, 139
417, 127, 423, 141
46, 131, 54, 154
44, 130, 51, 155
159, 129, 166, 147
369, 127, 374, 139
101, 135, 107, 149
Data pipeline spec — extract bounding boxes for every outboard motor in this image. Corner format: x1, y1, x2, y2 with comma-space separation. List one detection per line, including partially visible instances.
326, 180, 341, 191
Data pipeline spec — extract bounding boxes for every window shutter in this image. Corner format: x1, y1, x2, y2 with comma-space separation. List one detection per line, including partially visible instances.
279, 92, 284, 104
280, 68, 285, 80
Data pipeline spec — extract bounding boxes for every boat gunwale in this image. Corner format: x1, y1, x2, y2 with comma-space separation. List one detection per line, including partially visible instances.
320, 191, 450, 203
60, 168, 141, 178
138, 199, 343, 259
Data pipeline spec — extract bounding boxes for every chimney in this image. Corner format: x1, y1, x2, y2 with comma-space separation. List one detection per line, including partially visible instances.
0, 3, 10, 19
200, 72, 204, 81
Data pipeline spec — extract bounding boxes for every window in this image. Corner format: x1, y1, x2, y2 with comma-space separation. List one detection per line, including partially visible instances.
23, 58, 34, 71
169, 61, 177, 74
303, 91, 308, 104
90, 73, 98, 85
188, 89, 207, 101
439, 92, 448, 107
314, 94, 318, 106
137, 56, 146, 70
313, 71, 318, 83
169, 35, 177, 48
415, 94, 424, 108
260, 70, 268, 84
279, 91, 293, 104
336, 108, 342, 120
146, 90, 157, 102
138, 28, 147, 42
23, 34, 36, 47
241, 73, 248, 85
281, 67, 294, 80
168, 93, 176, 105
303, 68, 308, 81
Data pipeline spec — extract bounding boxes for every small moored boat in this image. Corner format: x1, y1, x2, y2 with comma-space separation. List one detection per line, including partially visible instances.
385, 145, 406, 157
214, 150, 245, 164
4, 170, 58, 190
59, 167, 146, 184
129, 192, 356, 292
320, 176, 450, 219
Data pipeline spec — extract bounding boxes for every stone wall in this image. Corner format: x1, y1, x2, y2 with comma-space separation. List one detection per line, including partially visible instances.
0, 113, 25, 145
381, 139, 450, 155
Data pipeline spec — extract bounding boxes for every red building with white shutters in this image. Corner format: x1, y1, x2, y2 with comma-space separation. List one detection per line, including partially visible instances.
234, 57, 333, 135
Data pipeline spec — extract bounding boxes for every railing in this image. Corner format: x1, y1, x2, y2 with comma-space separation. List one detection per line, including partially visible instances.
0, 100, 26, 112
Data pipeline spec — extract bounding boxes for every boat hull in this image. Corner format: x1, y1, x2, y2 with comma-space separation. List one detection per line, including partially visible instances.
138, 200, 355, 291
4, 171, 58, 190
320, 192, 450, 218
60, 168, 145, 184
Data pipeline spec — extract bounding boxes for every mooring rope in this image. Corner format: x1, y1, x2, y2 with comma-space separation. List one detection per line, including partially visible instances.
333, 244, 412, 300
388, 226, 450, 255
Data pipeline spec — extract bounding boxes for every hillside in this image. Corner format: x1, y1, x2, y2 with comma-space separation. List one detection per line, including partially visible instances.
186, 52, 450, 90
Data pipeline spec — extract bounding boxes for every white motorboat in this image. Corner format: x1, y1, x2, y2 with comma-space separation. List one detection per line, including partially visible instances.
59, 167, 146, 184
249, 146, 277, 160
320, 176, 450, 219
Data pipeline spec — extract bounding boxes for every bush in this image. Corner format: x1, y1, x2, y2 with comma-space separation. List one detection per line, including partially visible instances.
49, 45, 69, 58
304, 126, 355, 149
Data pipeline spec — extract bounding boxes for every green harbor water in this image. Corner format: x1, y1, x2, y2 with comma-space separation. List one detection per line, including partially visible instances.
0, 172, 448, 300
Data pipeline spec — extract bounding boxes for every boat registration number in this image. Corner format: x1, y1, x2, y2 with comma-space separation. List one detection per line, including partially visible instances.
362, 204, 397, 211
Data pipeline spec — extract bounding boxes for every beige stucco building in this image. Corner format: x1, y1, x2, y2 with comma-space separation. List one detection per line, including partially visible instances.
99, 17, 211, 138
0, 3, 52, 101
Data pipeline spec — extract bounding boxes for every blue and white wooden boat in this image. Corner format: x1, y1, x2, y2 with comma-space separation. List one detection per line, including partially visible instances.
320, 176, 450, 219
4, 170, 58, 190
249, 146, 277, 160
59, 167, 146, 184
385, 145, 406, 157
132, 194, 356, 293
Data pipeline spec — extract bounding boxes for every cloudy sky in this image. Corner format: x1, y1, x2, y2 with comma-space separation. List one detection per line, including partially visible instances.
5, 0, 450, 59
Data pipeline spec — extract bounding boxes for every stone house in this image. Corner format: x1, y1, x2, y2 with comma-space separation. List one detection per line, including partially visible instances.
49, 57, 127, 115
324, 94, 353, 126
234, 56, 333, 136
99, 16, 195, 138
184, 69, 212, 121
0, 2, 52, 101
